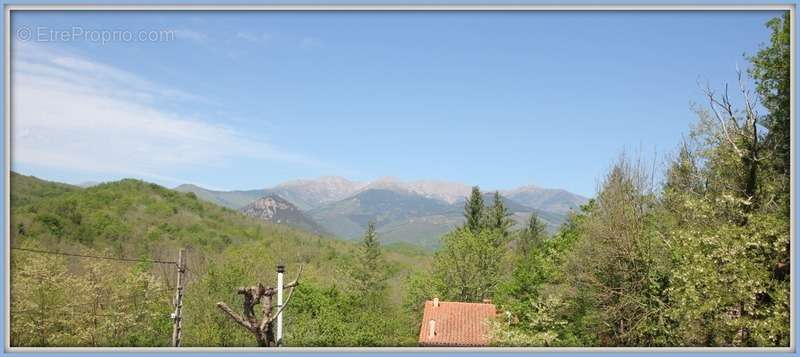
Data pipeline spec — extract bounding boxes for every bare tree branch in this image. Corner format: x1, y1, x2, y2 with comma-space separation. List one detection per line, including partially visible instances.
704, 84, 744, 157
216, 302, 254, 332
736, 65, 760, 129
267, 285, 298, 326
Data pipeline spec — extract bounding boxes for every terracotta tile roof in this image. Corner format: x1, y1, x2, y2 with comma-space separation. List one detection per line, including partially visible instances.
418, 300, 497, 347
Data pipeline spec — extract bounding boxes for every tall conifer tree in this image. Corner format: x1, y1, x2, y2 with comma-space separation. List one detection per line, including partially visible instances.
486, 191, 513, 238
464, 186, 484, 233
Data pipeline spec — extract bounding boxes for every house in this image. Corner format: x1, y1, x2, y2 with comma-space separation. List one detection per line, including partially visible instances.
418, 298, 497, 347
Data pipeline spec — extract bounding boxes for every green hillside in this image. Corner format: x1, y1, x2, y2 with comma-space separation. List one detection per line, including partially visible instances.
11, 172, 79, 207
9, 173, 430, 347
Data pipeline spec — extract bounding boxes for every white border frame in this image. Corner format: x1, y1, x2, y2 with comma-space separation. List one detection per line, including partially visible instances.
2, 3, 795, 353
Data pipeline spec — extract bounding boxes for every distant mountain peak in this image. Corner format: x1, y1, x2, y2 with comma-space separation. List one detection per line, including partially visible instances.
373, 176, 400, 183
511, 183, 543, 191
276, 176, 363, 188
240, 195, 327, 235
361, 177, 407, 192
266, 176, 367, 210
175, 183, 201, 190
403, 180, 472, 204
241, 194, 297, 218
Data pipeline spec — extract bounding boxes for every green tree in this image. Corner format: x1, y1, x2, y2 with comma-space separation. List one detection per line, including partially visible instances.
430, 227, 505, 302
749, 11, 791, 179
485, 191, 513, 238
564, 156, 673, 346
517, 213, 547, 258
492, 206, 595, 347
350, 221, 387, 299
10, 252, 81, 346
464, 186, 485, 233
10, 246, 171, 347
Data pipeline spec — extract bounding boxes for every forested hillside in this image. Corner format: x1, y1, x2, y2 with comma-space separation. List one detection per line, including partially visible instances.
9, 173, 429, 347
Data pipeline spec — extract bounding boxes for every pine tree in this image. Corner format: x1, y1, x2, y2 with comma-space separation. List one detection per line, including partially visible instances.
517, 213, 546, 258
351, 221, 386, 296
464, 186, 484, 233
360, 221, 381, 274
485, 191, 513, 238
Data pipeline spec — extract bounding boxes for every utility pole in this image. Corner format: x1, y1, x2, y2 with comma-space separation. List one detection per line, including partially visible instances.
171, 248, 186, 347
276, 264, 284, 346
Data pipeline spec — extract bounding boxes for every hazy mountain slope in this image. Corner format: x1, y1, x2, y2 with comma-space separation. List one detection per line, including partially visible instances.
307, 188, 458, 237
377, 214, 462, 249
266, 176, 366, 210
240, 194, 328, 235
452, 192, 533, 213
357, 177, 471, 204
307, 187, 568, 248
503, 185, 589, 214
510, 210, 569, 231
174, 184, 267, 209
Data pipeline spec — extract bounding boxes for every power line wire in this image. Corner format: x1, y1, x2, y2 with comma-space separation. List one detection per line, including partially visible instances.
11, 247, 178, 266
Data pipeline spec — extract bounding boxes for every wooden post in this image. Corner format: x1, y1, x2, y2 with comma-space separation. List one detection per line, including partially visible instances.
171, 248, 186, 347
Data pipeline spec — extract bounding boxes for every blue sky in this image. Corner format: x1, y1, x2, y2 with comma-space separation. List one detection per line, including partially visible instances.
10, 10, 782, 197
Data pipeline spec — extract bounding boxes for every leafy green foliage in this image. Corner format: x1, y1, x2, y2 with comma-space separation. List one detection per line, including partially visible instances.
286, 281, 416, 346
749, 12, 791, 180
10, 174, 429, 347
10, 245, 172, 347
430, 227, 506, 302
516, 212, 547, 258
486, 14, 790, 347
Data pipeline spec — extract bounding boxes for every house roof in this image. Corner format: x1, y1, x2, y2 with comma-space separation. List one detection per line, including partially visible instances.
418, 300, 497, 347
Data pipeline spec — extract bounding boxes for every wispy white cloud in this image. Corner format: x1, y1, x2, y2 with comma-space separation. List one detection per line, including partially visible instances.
11, 42, 324, 183
14, 42, 200, 104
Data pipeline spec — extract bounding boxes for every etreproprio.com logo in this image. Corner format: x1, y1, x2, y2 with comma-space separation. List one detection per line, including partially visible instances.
16, 25, 175, 44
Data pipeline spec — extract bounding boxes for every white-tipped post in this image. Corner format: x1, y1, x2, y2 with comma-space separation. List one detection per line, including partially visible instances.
276, 264, 285, 346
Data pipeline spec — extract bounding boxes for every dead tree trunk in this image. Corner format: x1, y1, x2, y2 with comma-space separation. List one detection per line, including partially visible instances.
216, 266, 303, 347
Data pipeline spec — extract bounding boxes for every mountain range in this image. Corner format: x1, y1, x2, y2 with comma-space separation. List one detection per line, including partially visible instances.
174, 177, 589, 249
